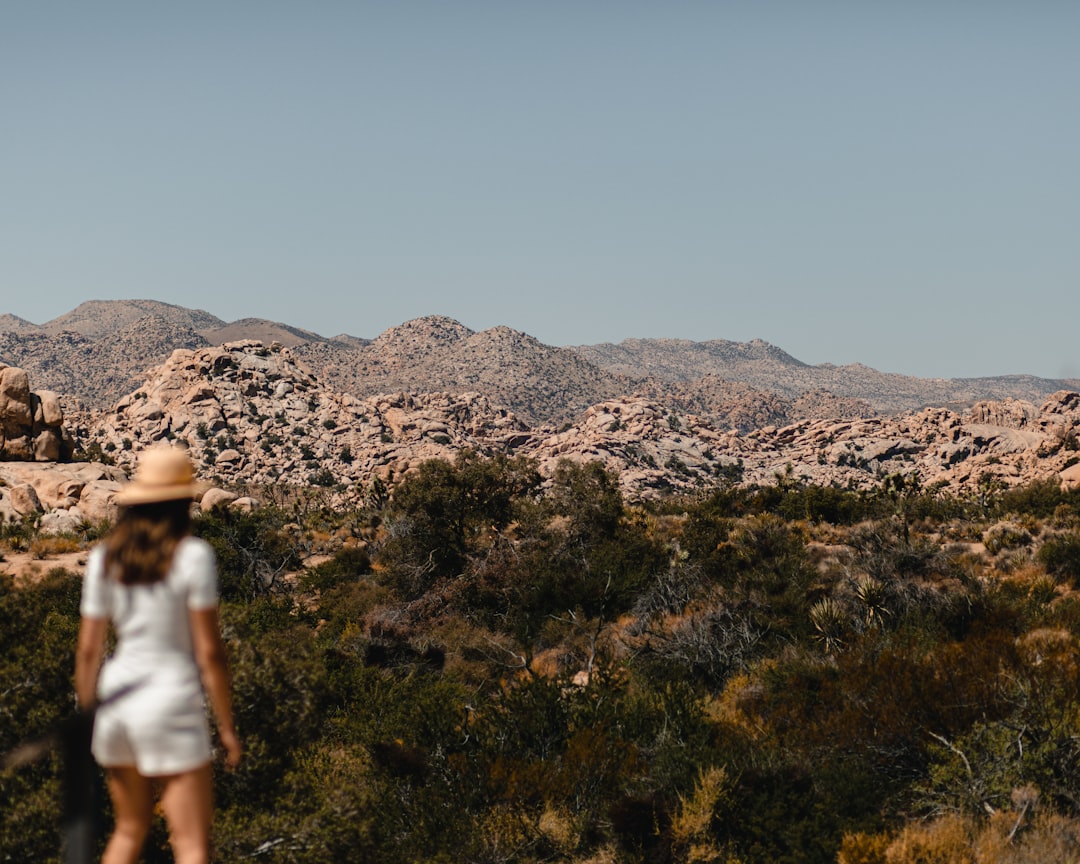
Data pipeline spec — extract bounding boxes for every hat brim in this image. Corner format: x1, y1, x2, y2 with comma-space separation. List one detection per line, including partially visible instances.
113, 483, 205, 506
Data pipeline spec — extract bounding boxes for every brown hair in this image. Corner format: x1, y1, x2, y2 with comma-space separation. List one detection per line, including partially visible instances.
104, 499, 193, 586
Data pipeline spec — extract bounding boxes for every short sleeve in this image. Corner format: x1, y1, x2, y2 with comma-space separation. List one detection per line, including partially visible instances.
175, 537, 220, 610
80, 545, 110, 618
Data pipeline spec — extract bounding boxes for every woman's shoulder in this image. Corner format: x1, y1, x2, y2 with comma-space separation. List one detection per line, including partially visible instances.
87, 543, 108, 567
172, 536, 219, 606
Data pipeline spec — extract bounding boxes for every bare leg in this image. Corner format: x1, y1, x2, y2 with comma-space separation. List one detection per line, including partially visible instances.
158, 763, 213, 864
102, 766, 153, 864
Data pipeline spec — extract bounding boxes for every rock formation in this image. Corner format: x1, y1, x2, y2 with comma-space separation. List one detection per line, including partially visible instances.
79, 340, 529, 495
0, 363, 71, 462
0, 460, 127, 529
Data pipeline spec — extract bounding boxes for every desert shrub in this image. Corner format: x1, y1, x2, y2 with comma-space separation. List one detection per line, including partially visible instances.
195, 506, 303, 601
700, 515, 817, 645
670, 765, 738, 863
215, 617, 331, 814
632, 559, 706, 620
678, 509, 738, 580
300, 544, 371, 592
984, 522, 1033, 555
28, 533, 82, 560
495, 461, 668, 638
996, 478, 1073, 520
714, 758, 884, 864
1036, 531, 1080, 586
773, 483, 876, 525
838, 831, 891, 864
374, 452, 541, 600
636, 602, 766, 689
847, 520, 945, 582
0, 514, 40, 553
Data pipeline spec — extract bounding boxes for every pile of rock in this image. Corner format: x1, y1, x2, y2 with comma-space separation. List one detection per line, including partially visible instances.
83, 341, 530, 496
721, 390, 1080, 493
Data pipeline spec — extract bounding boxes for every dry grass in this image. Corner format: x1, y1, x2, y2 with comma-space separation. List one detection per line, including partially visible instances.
29, 534, 81, 560
841, 809, 1080, 864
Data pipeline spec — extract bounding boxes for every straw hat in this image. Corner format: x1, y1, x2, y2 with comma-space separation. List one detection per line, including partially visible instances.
114, 446, 203, 506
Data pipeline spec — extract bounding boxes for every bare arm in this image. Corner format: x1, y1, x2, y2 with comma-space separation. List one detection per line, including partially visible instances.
190, 607, 242, 768
74, 616, 108, 710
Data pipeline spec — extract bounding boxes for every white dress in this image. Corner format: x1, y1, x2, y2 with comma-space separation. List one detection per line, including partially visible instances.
80, 536, 220, 776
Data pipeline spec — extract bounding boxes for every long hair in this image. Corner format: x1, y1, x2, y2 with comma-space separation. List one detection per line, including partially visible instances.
103, 499, 193, 586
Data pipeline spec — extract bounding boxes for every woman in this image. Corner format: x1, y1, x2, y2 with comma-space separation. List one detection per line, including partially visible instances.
75, 446, 242, 864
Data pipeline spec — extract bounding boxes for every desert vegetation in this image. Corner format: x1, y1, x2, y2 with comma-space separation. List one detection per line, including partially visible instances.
5, 457, 1080, 862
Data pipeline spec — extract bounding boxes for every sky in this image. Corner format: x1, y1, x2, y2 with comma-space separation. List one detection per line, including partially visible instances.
3, 2, 1078, 380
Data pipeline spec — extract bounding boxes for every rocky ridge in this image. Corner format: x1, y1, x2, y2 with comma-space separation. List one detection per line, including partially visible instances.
71, 344, 1080, 506
40, 299, 225, 338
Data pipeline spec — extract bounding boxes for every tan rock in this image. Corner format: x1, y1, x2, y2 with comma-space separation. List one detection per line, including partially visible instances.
8, 483, 43, 516
34, 429, 63, 462
35, 390, 64, 427
1060, 463, 1080, 490
0, 366, 32, 425
200, 488, 238, 510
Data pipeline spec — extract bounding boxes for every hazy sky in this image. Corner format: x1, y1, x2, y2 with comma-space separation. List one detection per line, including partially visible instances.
3, 2, 1078, 380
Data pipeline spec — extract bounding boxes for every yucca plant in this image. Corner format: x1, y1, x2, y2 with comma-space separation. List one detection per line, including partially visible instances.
852, 574, 890, 630
809, 597, 847, 653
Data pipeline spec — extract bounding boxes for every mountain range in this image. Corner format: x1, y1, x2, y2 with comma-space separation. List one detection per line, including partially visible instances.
3, 299, 1076, 431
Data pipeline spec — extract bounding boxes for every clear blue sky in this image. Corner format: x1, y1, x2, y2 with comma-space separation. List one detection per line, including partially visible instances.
3, 2, 1078, 380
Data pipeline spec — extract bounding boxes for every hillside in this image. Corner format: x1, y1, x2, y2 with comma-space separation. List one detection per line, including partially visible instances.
0, 318, 209, 409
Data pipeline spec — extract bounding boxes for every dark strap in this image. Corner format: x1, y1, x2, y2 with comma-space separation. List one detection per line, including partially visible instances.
2, 678, 146, 864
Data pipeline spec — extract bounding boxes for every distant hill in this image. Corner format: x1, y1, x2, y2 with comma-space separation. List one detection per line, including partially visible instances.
3, 300, 1078, 429
41, 299, 225, 338
202, 318, 330, 348
294, 316, 633, 425
0, 313, 39, 334
572, 338, 1079, 415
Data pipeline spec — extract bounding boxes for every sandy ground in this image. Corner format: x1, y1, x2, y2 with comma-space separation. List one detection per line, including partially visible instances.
1, 550, 88, 584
